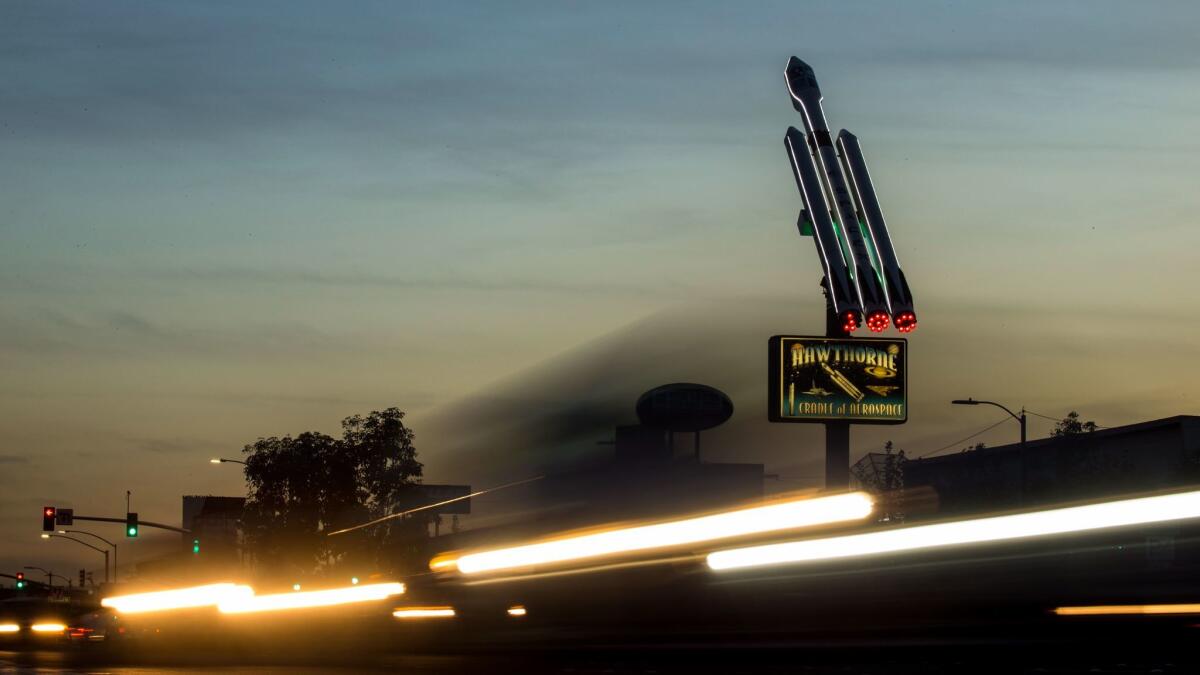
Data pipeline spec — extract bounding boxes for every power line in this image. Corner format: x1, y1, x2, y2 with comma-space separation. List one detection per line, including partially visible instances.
326, 475, 544, 537
917, 416, 1012, 459
1025, 409, 1109, 429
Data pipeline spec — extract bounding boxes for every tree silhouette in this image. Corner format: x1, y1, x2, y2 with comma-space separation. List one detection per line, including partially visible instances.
240, 407, 427, 578
1052, 411, 1097, 437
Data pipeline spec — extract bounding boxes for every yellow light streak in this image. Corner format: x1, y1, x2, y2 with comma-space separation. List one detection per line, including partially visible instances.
102, 583, 253, 614
507, 605, 527, 617
452, 492, 874, 575
31, 623, 66, 633
218, 582, 404, 614
1054, 604, 1200, 616
393, 606, 456, 619
708, 490, 1200, 571
0, 624, 19, 633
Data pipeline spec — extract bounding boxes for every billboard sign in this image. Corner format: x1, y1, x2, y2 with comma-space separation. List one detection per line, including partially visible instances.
769, 336, 907, 424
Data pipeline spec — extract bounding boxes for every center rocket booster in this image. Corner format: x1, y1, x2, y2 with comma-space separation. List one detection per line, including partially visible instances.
785, 57, 893, 333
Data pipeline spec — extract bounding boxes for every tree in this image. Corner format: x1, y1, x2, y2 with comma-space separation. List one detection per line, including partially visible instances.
240, 408, 427, 578
1052, 411, 1097, 437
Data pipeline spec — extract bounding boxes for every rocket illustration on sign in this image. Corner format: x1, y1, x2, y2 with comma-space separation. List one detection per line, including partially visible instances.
783, 57, 917, 334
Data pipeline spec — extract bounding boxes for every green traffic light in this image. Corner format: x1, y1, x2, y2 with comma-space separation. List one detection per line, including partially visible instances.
192, 539, 200, 554
15, 581, 25, 589
127, 527, 138, 537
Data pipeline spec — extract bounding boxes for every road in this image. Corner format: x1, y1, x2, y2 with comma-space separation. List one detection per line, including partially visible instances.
2, 647, 1197, 675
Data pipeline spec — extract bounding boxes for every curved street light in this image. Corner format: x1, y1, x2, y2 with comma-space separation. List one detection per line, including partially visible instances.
41, 534, 109, 584
210, 458, 246, 465
23, 565, 69, 588
952, 397, 1028, 505
56, 529, 117, 583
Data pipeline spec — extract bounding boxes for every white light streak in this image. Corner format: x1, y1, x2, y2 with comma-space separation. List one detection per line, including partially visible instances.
218, 582, 404, 614
393, 607, 456, 619
1055, 603, 1200, 616
454, 492, 873, 575
102, 583, 253, 614
0, 624, 19, 633
708, 490, 1200, 572
31, 623, 66, 633
507, 605, 527, 617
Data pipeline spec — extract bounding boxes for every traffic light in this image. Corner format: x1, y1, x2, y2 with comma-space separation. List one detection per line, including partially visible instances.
79, 569, 85, 587
192, 538, 200, 554
15, 572, 25, 590
42, 506, 56, 532
125, 512, 138, 538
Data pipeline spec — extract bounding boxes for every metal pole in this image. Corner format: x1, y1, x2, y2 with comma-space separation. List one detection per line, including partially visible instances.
824, 286, 851, 491
1019, 409, 1028, 507
104, 550, 110, 584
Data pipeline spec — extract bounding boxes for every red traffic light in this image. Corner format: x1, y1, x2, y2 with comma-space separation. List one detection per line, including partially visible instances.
15, 572, 23, 580
42, 506, 56, 532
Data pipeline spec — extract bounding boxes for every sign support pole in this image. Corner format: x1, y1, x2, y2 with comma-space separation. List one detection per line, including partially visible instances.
823, 285, 851, 491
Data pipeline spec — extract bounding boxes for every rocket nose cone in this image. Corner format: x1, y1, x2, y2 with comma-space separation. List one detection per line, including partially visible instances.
785, 57, 819, 94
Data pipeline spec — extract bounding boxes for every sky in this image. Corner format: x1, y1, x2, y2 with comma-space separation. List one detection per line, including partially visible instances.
3, 0, 1200, 577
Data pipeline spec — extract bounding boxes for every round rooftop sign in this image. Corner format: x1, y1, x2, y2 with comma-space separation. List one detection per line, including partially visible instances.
635, 383, 734, 432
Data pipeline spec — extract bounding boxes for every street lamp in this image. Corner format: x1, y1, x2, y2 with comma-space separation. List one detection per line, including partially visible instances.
41, 534, 110, 584
210, 458, 246, 465
23, 565, 68, 588
952, 398, 1028, 505
57, 529, 117, 583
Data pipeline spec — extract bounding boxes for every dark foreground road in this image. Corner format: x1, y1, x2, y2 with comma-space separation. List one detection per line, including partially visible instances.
3, 644, 1197, 675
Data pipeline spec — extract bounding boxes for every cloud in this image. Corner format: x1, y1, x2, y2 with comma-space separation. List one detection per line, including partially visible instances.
0, 306, 348, 359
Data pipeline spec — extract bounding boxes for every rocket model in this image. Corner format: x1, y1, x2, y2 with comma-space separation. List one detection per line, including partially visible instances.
783, 57, 917, 334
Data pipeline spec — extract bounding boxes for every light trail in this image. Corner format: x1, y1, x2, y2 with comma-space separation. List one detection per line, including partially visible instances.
328, 476, 545, 536
708, 490, 1200, 571
449, 492, 874, 575
31, 623, 66, 633
393, 606, 456, 619
102, 583, 253, 614
1055, 604, 1200, 616
218, 582, 404, 614
0, 624, 19, 633
507, 605, 527, 617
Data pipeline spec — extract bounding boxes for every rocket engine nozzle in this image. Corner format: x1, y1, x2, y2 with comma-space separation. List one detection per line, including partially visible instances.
893, 311, 918, 333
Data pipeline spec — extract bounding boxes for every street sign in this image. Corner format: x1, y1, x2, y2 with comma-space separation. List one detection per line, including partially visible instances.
56, 508, 73, 526
768, 335, 907, 424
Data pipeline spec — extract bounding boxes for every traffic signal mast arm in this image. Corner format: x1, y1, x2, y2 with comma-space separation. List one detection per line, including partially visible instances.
68, 515, 190, 534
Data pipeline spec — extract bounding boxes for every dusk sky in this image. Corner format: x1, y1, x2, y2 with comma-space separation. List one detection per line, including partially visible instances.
4, 1, 1200, 576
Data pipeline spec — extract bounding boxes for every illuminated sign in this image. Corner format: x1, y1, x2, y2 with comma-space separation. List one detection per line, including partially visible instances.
768, 336, 906, 424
